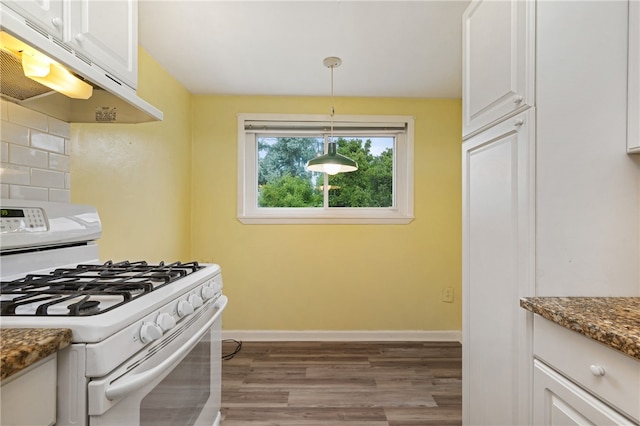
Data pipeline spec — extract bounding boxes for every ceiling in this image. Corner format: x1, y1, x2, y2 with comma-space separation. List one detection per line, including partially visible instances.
138, 1, 470, 99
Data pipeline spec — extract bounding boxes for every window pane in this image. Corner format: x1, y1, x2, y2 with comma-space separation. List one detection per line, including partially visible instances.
328, 137, 394, 208
257, 136, 324, 207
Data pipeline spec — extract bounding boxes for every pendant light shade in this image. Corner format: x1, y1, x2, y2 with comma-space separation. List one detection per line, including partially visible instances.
305, 57, 358, 175
306, 141, 358, 175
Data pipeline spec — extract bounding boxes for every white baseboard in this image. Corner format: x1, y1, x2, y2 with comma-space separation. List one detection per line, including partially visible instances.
222, 330, 462, 343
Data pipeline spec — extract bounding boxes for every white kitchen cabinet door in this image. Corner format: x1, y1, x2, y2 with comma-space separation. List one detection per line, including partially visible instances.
462, 109, 535, 426
66, 0, 138, 89
629, 0, 640, 153
462, 0, 534, 139
2, 0, 65, 39
533, 360, 636, 426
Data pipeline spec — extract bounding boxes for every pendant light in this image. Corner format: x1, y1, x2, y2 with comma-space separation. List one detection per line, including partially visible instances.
306, 57, 358, 175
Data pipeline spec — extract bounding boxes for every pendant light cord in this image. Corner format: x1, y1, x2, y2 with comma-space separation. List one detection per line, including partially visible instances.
330, 63, 335, 144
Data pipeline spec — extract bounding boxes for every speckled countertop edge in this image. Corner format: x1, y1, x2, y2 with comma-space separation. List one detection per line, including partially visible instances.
0, 328, 72, 380
520, 297, 640, 361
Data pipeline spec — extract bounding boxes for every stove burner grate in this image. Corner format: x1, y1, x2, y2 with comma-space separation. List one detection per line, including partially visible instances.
0, 260, 203, 316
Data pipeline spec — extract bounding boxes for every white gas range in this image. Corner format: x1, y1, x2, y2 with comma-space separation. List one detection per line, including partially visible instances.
0, 199, 227, 426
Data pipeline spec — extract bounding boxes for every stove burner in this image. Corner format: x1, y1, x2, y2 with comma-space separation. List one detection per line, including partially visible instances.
67, 299, 101, 316
0, 260, 204, 317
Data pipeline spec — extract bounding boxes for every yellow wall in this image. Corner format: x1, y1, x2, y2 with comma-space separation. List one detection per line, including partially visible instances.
191, 96, 462, 331
70, 48, 192, 262
70, 50, 462, 332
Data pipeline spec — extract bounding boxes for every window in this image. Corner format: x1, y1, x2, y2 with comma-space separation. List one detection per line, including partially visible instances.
238, 113, 414, 224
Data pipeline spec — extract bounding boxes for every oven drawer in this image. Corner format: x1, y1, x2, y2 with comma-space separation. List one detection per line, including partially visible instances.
533, 315, 640, 422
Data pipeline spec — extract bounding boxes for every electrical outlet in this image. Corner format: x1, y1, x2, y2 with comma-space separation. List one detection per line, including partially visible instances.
442, 287, 454, 303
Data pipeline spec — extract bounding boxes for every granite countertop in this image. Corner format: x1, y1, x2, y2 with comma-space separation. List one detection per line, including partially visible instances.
0, 328, 72, 380
520, 297, 640, 361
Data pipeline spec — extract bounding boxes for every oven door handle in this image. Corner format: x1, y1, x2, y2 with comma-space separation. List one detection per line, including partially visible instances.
104, 295, 228, 401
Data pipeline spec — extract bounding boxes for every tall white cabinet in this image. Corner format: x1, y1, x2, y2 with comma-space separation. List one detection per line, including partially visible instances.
462, 0, 640, 425
462, 110, 535, 425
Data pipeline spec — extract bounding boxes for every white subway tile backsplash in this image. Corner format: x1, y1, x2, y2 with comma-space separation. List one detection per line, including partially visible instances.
6, 102, 48, 132
1, 120, 30, 146
1, 100, 8, 121
47, 117, 71, 139
31, 168, 65, 189
9, 144, 48, 168
2, 102, 71, 202
49, 152, 70, 172
49, 188, 70, 203
31, 132, 65, 153
9, 185, 49, 201
1, 163, 30, 185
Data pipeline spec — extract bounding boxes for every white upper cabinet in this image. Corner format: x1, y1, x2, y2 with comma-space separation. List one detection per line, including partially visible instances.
2, 0, 138, 90
629, 0, 639, 153
66, 0, 138, 89
2, 0, 65, 39
462, 0, 534, 139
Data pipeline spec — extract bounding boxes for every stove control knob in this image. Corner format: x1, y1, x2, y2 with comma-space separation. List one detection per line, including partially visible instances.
201, 285, 216, 300
188, 294, 204, 308
211, 281, 223, 293
177, 299, 194, 317
140, 322, 163, 343
156, 312, 176, 331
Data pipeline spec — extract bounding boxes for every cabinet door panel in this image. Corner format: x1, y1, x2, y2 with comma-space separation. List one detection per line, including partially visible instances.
66, 0, 137, 88
462, 0, 534, 138
462, 110, 535, 425
2, 0, 64, 39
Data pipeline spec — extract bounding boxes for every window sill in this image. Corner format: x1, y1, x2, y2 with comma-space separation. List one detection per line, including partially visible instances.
237, 214, 415, 225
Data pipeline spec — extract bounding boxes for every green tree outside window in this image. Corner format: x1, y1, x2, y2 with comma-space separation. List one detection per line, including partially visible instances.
257, 136, 393, 208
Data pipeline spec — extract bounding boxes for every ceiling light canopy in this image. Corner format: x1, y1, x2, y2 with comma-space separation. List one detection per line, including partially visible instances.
305, 57, 358, 175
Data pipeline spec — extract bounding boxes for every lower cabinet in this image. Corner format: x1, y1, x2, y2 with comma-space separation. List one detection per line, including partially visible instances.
0, 354, 57, 426
533, 360, 636, 425
533, 316, 640, 425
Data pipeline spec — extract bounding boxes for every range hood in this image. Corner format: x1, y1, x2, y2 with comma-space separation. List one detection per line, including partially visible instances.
0, 10, 162, 123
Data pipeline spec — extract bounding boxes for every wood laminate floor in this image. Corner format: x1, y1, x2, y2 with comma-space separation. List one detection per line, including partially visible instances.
220, 341, 462, 425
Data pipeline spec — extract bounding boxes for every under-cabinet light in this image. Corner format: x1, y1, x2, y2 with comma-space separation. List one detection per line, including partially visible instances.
1, 31, 93, 100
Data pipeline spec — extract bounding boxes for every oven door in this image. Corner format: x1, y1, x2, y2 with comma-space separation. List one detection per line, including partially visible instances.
87, 295, 227, 426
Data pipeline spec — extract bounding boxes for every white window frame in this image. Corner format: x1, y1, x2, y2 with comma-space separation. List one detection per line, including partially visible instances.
237, 113, 414, 224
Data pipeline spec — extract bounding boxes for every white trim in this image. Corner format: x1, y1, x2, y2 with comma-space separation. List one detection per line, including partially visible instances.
241, 113, 413, 126
237, 113, 415, 225
222, 330, 462, 343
